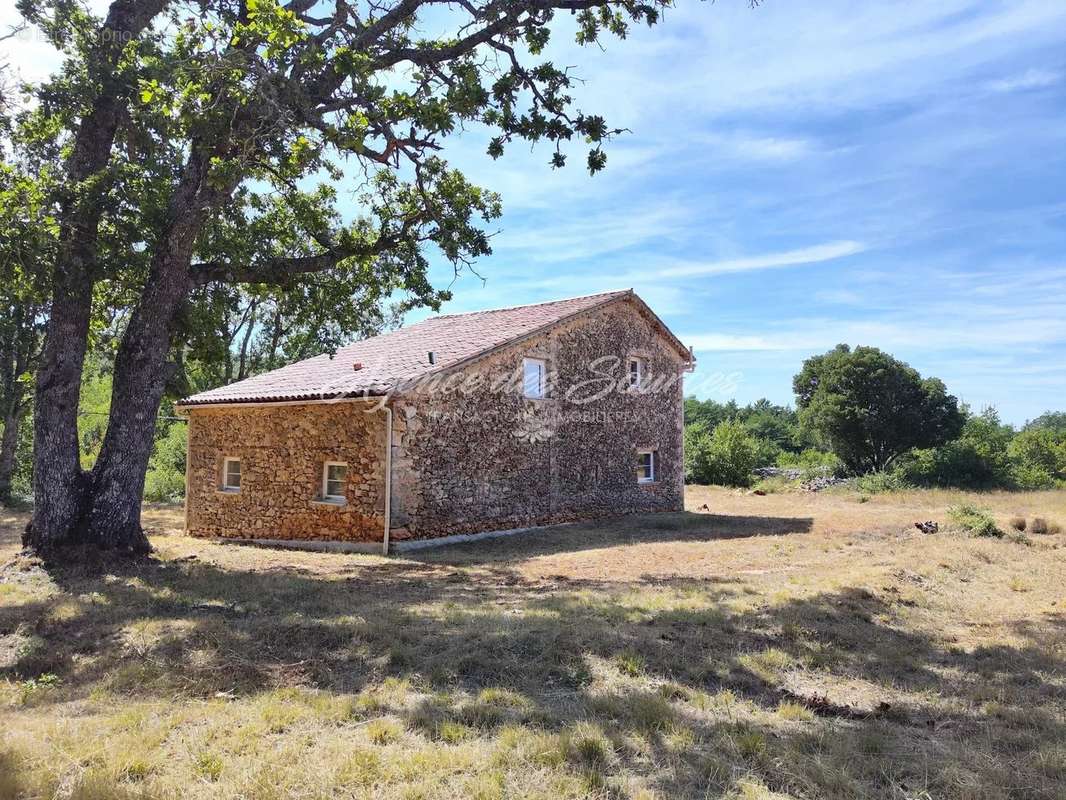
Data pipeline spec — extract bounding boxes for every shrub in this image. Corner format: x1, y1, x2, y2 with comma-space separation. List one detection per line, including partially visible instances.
685, 419, 761, 487
143, 421, 188, 502
853, 471, 910, 494
1010, 463, 1058, 490
895, 407, 1014, 489
1009, 428, 1066, 477
751, 475, 794, 494
143, 467, 186, 503
948, 504, 1002, 538
751, 435, 782, 469
683, 421, 713, 484
776, 448, 841, 472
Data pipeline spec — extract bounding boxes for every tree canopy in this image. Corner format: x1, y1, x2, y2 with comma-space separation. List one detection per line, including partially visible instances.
14, 0, 680, 555
793, 344, 965, 474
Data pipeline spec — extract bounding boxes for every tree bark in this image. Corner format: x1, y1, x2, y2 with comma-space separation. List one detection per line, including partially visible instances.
24, 0, 169, 554
86, 149, 233, 551
236, 300, 257, 381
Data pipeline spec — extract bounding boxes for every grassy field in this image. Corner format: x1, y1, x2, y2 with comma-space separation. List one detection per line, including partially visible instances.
1, 486, 1065, 799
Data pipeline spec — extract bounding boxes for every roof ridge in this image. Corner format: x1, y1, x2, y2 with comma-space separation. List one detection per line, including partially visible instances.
425, 288, 632, 321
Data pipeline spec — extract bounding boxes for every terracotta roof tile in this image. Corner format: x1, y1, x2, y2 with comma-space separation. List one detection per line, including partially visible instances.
180, 289, 684, 406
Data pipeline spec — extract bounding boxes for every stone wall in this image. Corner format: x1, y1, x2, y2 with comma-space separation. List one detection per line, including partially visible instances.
185, 297, 687, 544
389, 298, 686, 539
185, 402, 386, 541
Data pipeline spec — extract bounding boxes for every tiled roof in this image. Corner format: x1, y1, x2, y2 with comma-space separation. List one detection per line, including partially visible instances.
179, 289, 688, 406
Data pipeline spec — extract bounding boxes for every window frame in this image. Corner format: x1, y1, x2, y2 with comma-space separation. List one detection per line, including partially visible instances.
627, 356, 644, 390
522, 356, 547, 399
636, 449, 657, 484
321, 461, 348, 503
221, 457, 242, 493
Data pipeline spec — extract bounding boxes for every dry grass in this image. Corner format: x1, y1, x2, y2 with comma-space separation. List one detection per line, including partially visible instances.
1, 487, 1065, 799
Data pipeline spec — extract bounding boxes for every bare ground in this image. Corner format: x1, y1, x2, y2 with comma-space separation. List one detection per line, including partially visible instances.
0, 486, 1064, 799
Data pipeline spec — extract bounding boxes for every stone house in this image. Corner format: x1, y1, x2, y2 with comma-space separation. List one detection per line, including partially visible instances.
177, 289, 694, 551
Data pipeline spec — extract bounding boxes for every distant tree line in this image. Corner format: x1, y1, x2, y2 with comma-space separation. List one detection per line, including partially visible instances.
685, 345, 1066, 490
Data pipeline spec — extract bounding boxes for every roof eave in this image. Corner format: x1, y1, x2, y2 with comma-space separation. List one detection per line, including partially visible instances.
175, 390, 390, 411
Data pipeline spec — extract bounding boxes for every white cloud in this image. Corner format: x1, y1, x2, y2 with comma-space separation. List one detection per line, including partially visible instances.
986, 68, 1061, 93
492, 195, 691, 263
685, 131, 814, 163
637, 240, 866, 280
814, 288, 865, 306
549, 1, 1066, 126
684, 334, 791, 352
684, 308, 1066, 354
730, 136, 812, 162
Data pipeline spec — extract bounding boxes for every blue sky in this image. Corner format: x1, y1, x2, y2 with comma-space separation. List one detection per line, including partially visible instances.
4, 1, 1065, 425
405, 1, 1066, 425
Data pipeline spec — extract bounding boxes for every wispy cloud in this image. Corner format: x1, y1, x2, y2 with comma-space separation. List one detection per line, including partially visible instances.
985, 68, 1061, 93
814, 288, 866, 306
492, 195, 691, 263
684, 307, 1066, 354
7, 0, 1065, 425
637, 241, 867, 280
686, 131, 815, 163
730, 136, 812, 162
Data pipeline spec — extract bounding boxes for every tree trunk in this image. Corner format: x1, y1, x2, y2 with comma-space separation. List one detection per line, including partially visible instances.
86, 151, 232, 551
0, 400, 24, 506
24, 0, 169, 554
26, 234, 101, 549
237, 300, 257, 381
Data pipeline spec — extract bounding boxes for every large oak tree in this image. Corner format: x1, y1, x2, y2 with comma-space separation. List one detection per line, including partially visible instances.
17, 0, 680, 556
793, 345, 965, 474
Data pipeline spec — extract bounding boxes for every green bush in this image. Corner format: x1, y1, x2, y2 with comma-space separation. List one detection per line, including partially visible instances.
143, 421, 187, 502
1009, 463, 1057, 491
751, 475, 794, 494
685, 419, 760, 487
853, 471, 910, 494
776, 448, 840, 472
143, 467, 186, 502
1008, 427, 1065, 485
895, 407, 1014, 489
751, 436, 782, 470
683, 421, 713, 485
948, 504, 1002, 538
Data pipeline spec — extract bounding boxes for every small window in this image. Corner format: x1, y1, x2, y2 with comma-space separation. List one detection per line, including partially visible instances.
523, 357, 547, 399
222, 457, 241, 492
627, 357, 644, 389
322, 462, 348, 503
636, 450, 656, 483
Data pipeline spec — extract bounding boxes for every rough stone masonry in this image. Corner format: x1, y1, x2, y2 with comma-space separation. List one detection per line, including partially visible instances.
182, 292, 691, 544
